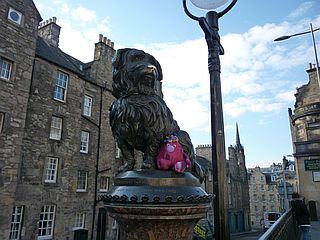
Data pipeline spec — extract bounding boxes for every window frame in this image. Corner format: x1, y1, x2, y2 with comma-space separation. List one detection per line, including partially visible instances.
80, 131, 90, 153
76, 171, 88, 192
38, 205, 56, 240
0, 57, 12, 80
0, 112, 4, 133
49, 116, 62, 140
99, 176, 110, 192
73, 213, 85, 230
9, 206, 24, 240
83, 95, 93, 117
115, 142, 121, 159
53, 71, 68, 102
44, 157, 59, 183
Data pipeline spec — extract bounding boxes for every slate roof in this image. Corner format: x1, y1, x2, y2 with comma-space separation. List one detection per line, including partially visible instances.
35, 37, 87, 77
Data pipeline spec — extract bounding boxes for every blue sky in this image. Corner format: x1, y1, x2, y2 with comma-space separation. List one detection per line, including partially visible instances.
33, 0, 320, 167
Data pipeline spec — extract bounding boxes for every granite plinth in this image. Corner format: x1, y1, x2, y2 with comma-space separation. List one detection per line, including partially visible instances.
100, 170, 213, 240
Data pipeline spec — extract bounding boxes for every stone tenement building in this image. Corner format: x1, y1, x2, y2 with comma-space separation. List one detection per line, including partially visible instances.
289, 63, 320, 220
195, 124, 251, 233
0, 0, 118, 239
247, 167, 280, 225
261, 160, 298, 212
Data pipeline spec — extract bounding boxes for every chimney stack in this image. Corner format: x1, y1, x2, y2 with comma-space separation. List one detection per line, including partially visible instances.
94, 34, 114, 60
38, 17, 61, 47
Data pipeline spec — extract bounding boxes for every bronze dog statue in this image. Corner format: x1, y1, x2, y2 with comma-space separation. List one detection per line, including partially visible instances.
110, 48, 203, 180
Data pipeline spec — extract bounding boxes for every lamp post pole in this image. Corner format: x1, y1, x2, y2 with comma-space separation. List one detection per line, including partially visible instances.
183, 1, 237, 239
274, 24, 320, 89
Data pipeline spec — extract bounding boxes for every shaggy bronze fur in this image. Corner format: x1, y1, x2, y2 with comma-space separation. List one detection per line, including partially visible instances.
110, 48, 202, 179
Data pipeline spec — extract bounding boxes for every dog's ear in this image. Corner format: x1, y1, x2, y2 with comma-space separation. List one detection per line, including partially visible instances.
154, 59, 163, 81
112, 49, 127, 70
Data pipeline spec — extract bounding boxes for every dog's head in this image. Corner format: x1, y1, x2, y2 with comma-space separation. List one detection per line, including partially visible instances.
112, 48, 163, 98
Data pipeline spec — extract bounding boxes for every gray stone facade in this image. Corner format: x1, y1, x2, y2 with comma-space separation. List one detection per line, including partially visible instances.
0, 0, 41, 239
289, 63, 320, 219
0, 1, 118, 239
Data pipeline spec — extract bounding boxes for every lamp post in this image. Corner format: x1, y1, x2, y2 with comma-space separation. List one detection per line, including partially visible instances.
282, 156, 289, 211
274, 24, 320, 89
183, 1, 237, 239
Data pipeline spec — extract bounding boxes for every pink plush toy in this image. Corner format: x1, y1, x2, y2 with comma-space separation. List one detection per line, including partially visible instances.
156, 135, 192, 173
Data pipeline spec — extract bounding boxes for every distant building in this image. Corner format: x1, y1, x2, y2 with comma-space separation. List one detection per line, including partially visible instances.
288, 63, 320, 220
227, 124, 251, 233
196, 124, 250, 233
260, 159, 298, 212
247, 167, 280, 225
0, 0, 117, 239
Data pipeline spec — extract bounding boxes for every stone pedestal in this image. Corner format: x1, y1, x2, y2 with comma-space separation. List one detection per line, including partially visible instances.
100, 170, 213, 240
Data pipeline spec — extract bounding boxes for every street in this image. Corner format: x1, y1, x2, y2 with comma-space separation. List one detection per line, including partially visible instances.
230, 229, 264, 240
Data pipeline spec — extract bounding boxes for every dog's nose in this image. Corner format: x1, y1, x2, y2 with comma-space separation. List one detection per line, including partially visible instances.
147, 65, 156, 71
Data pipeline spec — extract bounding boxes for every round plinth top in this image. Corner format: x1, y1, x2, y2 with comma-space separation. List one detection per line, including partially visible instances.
190, 0, 229, 9
100, 170, 213, 205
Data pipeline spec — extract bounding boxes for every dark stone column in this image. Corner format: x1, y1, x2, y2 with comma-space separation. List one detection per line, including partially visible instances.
101, 170, 212, 240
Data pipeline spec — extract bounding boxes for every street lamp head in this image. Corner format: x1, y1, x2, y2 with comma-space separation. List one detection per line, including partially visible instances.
274, 35, 291, 41
190, 0, 229, 9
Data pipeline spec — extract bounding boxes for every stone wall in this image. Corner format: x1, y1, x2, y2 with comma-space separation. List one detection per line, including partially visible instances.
0, 0, 118, 239
289, 63, 320, 219
0, 0, 41, 238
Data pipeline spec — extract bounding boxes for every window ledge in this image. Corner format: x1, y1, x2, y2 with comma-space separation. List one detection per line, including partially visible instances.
76, 189, 87, 193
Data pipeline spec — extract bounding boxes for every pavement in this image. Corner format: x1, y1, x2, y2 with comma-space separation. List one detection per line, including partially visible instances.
310, 221, 320, 239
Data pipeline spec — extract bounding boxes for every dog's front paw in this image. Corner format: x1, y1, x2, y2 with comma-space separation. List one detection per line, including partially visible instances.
141, 162, 153, 170
118, 161, 134, 173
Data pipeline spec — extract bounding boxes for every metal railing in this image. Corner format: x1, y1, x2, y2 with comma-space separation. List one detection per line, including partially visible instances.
259, 209, 301, 240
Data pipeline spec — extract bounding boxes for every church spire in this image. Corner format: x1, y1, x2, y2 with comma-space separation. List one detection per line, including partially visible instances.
235, 123, 244, 151
236, 123, 241, 146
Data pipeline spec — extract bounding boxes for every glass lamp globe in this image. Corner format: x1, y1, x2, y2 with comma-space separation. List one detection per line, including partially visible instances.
190, 0, 229, 9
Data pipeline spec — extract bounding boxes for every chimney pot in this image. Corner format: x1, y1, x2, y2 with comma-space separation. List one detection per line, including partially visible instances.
103, 37, 107, 43
309, 62, 313, 69
111, 42, 114, 48
38, 17, 61, 47
99, 34, 103, 42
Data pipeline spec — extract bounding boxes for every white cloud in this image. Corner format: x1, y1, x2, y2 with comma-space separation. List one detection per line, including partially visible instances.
287, 1, 314, 20
71, 6, 96, 23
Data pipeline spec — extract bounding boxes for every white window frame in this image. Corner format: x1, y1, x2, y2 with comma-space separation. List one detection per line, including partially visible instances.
0, 112, 4, 133
49, 116, 62, 140
9, 206, 24, 240
80, 131, 89, 153
38, 205, 55, 240
53, 71, 68, 102
115, 142, 121, 159
73, 213, 85, 230
77, 171, 88, 192
44, 157, 58, 183
0, 57, 12, 80
99, 176, 110, 192
83, 95, 92, 117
